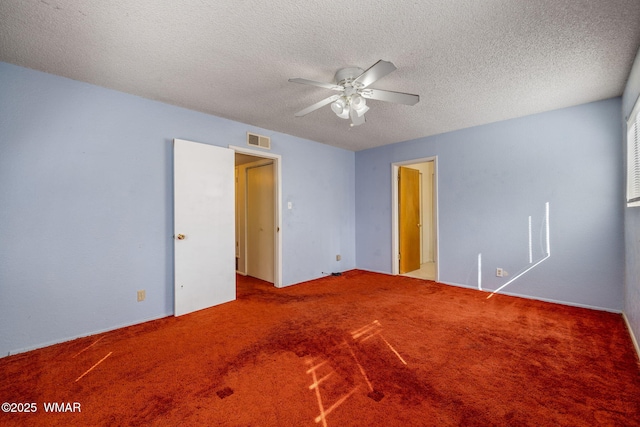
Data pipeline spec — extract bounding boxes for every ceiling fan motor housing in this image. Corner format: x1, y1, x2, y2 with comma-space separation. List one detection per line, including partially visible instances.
334, 67, 365, 87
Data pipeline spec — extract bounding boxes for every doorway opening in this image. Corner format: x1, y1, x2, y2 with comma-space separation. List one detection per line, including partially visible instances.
391, 157, 438, 281
232, 146, 282, 288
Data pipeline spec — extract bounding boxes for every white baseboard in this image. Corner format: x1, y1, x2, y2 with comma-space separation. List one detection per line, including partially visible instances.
356, 268, 393, 276
5, 312, 171, 358
622, 312, 640, 362
438, 280, 479, 290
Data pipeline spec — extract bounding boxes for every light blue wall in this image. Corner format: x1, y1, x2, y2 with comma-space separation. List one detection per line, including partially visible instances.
1, 58, 631, 356
356, 98, 625, 310
0, 62, 355, 356
622, 47, 640, 350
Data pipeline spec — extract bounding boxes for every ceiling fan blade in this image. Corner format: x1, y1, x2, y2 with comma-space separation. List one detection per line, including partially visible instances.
350, 107, 366, 126
360, 88, 420, 106
353, 60, 397, 88
294, 94, 341, 117
289, 78, 343, 91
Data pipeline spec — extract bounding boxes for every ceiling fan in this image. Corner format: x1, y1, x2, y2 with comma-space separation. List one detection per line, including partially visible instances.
289, 60, 420, 127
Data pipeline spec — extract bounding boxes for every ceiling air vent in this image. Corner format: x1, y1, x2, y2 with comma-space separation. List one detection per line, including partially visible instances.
247, 132, 271, 149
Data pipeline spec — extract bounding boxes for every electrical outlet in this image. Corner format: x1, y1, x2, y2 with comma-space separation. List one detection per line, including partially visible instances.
137, 290, 146, 302
336, 254, 341, 261
496, 268, 503, 277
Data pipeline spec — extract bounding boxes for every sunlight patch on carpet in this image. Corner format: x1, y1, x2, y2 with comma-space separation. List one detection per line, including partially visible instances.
72, 337, 104, 359
75, 352, 112, 382
351, 320, 406, 365
305, 321, 409, 425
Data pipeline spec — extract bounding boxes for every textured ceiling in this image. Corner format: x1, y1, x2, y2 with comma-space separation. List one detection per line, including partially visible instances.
1, 0, 640, 151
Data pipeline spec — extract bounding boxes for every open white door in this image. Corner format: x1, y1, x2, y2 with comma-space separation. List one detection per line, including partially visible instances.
174, 139, 235, 316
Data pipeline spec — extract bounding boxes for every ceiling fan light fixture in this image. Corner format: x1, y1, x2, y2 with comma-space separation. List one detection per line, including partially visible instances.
337, 109, 350, 119
331, 98, 346, 114
353, 104, 369, 118
331, 98, 350, 119
351, 95, 366, 111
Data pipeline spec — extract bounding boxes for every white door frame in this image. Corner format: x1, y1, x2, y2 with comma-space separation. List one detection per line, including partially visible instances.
230, 145, 282, 288
391, 156, 439, 279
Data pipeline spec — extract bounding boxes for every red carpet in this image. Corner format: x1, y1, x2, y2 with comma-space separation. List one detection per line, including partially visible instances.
1, 270, 639, 426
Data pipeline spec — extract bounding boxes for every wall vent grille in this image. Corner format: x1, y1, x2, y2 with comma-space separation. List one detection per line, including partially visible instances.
247, 132, 271, 149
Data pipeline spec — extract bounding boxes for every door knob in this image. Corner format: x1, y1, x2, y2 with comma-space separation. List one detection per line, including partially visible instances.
176, 234, 186, 240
